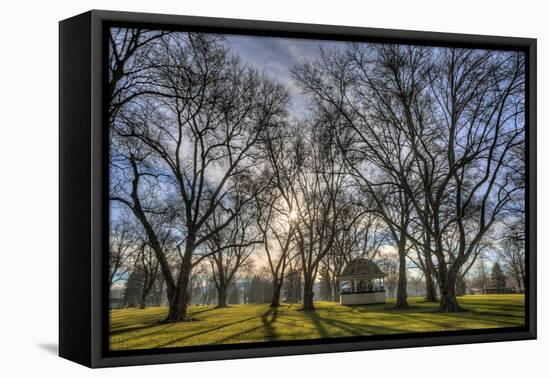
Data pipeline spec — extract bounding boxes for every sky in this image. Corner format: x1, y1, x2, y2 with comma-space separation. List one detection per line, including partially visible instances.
226, 34, 346, 117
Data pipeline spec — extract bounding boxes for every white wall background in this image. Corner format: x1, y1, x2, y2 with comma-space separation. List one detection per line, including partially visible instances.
0, 0, 546, 376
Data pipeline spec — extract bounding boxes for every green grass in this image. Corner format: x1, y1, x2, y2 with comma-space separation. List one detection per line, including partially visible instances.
110, 294, 525, 351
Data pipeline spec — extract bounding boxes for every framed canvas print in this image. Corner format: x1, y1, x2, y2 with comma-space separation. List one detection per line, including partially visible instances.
59, 10, 536, 368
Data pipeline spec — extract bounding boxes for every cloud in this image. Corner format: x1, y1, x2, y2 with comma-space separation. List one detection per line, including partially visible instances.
226, 34, 346, 117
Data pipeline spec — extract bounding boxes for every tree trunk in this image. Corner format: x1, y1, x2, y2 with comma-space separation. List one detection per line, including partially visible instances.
333, 280, 340, 303
163, 244, 194, 322
217, 284, 228, 308
302, 274, 315, 311
394, 237, 410, 310
438, 265, 463, 312
139, 291, 147, 309
425, 274, 437, 302
424, 246, 438, 302
270, 279, 283, 307
139, 276, 155, 310
515, 277, 523, 294
164, 288, 188, 322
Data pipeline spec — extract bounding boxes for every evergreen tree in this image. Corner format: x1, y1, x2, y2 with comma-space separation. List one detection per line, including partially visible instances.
228, 282, 240, 304
491, 262, 507, 288
247, 275, 264, 304
246, 275, 273, 304
123, 267, 143, 308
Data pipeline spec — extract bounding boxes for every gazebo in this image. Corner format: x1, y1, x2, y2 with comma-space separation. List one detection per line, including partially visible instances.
338, 258, 387, 305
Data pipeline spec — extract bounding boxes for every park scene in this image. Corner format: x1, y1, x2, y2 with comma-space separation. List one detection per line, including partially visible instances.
108, 28, 526, 351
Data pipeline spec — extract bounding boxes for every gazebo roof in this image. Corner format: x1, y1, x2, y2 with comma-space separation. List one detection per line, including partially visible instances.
339, 258, 387, 280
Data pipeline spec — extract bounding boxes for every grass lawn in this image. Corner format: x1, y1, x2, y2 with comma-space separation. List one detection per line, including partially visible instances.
110, 294, 525, 351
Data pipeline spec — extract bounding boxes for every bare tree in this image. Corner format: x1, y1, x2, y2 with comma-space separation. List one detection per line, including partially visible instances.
402, 48, 525, 311
407, 219, 438, 301
283, 262, 303, 304
255, 192, 297, 307
292, 48, 418, 309
292, 44, 525, 312
498, 219, 526, 292
189, 262, 215, 305
135, 242, 161, 309
110, 32, 289, 321
379, 253, 399, 299
108, 28, 169, 119
205, 203, 259, 307
109, 215, 139, 293
110, 145, 181, 313
254, 126, 302, 306
237, 262, 256, 304
289, 119, 349, 311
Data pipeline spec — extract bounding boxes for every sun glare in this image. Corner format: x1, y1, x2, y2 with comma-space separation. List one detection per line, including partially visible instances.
288, 209, 298, 222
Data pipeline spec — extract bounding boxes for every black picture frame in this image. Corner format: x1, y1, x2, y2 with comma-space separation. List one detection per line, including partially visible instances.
59, 9, 537, 368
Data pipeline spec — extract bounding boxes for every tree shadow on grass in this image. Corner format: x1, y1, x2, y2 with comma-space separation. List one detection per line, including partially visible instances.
466, 309, 525, 319
462, 302, 525, 311
380, 305, 423, 312
111, 323, 180, 346
261, 307, 280, 340
190, 307, 219, 316
215, 325, 265, 344
304, 311, 329, 338
321, 316, 406, 335
398, 311, 523, 329
110, 311, 166, 329
111, 307, 222, 337
111, 322, 172, 336
152, 315, 262, 348
217, 306, 284, 344
443, 313, 524, 327
340, 303, 426, 315
213, 306, 285, 344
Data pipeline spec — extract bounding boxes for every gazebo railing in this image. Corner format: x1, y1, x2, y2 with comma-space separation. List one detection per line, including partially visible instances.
340, 288, 385, 295
339, 275, 386, 295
